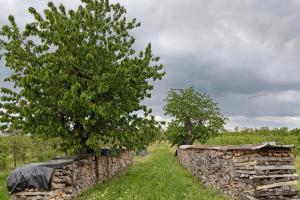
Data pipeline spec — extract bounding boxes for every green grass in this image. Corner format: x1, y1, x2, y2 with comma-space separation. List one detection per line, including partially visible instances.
296, 159, 300, 191
0, 170, 10, 200
206, 132, 299, 147
77, 142, 230, 200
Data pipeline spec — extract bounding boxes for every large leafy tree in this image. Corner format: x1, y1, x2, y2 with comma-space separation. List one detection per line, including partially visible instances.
164, 87, 226, 148
0, 0, 164, 153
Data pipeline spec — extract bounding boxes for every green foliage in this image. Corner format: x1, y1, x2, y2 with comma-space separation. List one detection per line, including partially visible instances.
164, 87, 226, 146
0, 135, 62, 199
0, 170, 10, 200
206, 127, 300, 154
0, 139, 8, 169
0, 0, 164, 153
0, 135, 62, 171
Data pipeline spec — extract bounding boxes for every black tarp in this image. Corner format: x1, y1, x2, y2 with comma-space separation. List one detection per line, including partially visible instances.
7, 147, 126, 194
7, 158, 74, 194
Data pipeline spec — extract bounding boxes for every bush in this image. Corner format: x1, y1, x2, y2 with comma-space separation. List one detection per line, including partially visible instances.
0, 139, 8, 169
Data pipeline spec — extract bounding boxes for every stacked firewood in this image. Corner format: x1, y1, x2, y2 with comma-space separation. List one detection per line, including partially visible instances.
233, 148, 298, 200
178, 143, 299, 200
12, 150, 134, 200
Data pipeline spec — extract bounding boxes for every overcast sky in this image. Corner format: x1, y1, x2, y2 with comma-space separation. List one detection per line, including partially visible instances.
1, 0, 300, 129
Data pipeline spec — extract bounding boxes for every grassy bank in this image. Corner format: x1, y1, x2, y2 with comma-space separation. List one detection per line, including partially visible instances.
77, 142, 230, 200
206, 129, 300, 155
0, 170, 10, 200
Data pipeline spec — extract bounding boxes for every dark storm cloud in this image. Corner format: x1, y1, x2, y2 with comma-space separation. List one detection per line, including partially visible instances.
1, 0, 300, 128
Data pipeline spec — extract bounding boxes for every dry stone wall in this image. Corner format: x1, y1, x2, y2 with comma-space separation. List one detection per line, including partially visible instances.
11, 150, 134, 200
178, 143, 299, 200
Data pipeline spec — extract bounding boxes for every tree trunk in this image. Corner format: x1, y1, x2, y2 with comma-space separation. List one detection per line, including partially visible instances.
79, 138, 93, 153
74, 121, 92, 154
185, 119, 193, 145
174, 148, 178, 156
13, 140, 17, 168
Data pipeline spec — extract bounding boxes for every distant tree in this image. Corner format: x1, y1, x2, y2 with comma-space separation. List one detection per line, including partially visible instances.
234, 126, 239, 132
290, 128, 300, 135
0, 138, 8, 169
164, 87, 226, 150
0, 0, 164, 153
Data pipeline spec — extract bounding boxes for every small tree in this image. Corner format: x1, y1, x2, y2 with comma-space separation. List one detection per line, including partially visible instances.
164, 87, 226, 149
0, 137, 8, 169
0, 0, 164, 153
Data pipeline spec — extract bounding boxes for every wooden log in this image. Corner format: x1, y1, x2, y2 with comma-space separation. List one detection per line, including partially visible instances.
254, 165, 295, 170
235, 170, 256, 175
256, 180, 297, 190
234, 156, 294, 163
250, 173, 298, 179
234, 161, 256, 166
14, 191, 51, 196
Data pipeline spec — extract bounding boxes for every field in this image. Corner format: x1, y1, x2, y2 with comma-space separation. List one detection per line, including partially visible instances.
206, 128, 300, 153
0, 135, 63, 200
0, 136, 62, 169
0, 170, 10, 200
0, 129, 300, 199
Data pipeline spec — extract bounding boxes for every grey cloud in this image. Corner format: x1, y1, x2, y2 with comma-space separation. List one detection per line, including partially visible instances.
1, 0, 300, 128
226, 115, 300, 130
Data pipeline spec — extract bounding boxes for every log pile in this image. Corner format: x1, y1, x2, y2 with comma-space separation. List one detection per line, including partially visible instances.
178, 142, 299, 200
11, 149, 134, 200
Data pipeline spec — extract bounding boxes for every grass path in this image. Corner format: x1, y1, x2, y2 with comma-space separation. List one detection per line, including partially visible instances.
77, 142, 230, 200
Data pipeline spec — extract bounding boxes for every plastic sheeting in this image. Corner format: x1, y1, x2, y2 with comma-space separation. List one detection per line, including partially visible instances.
7, 148, 126, 194
7, 158, 74, 194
